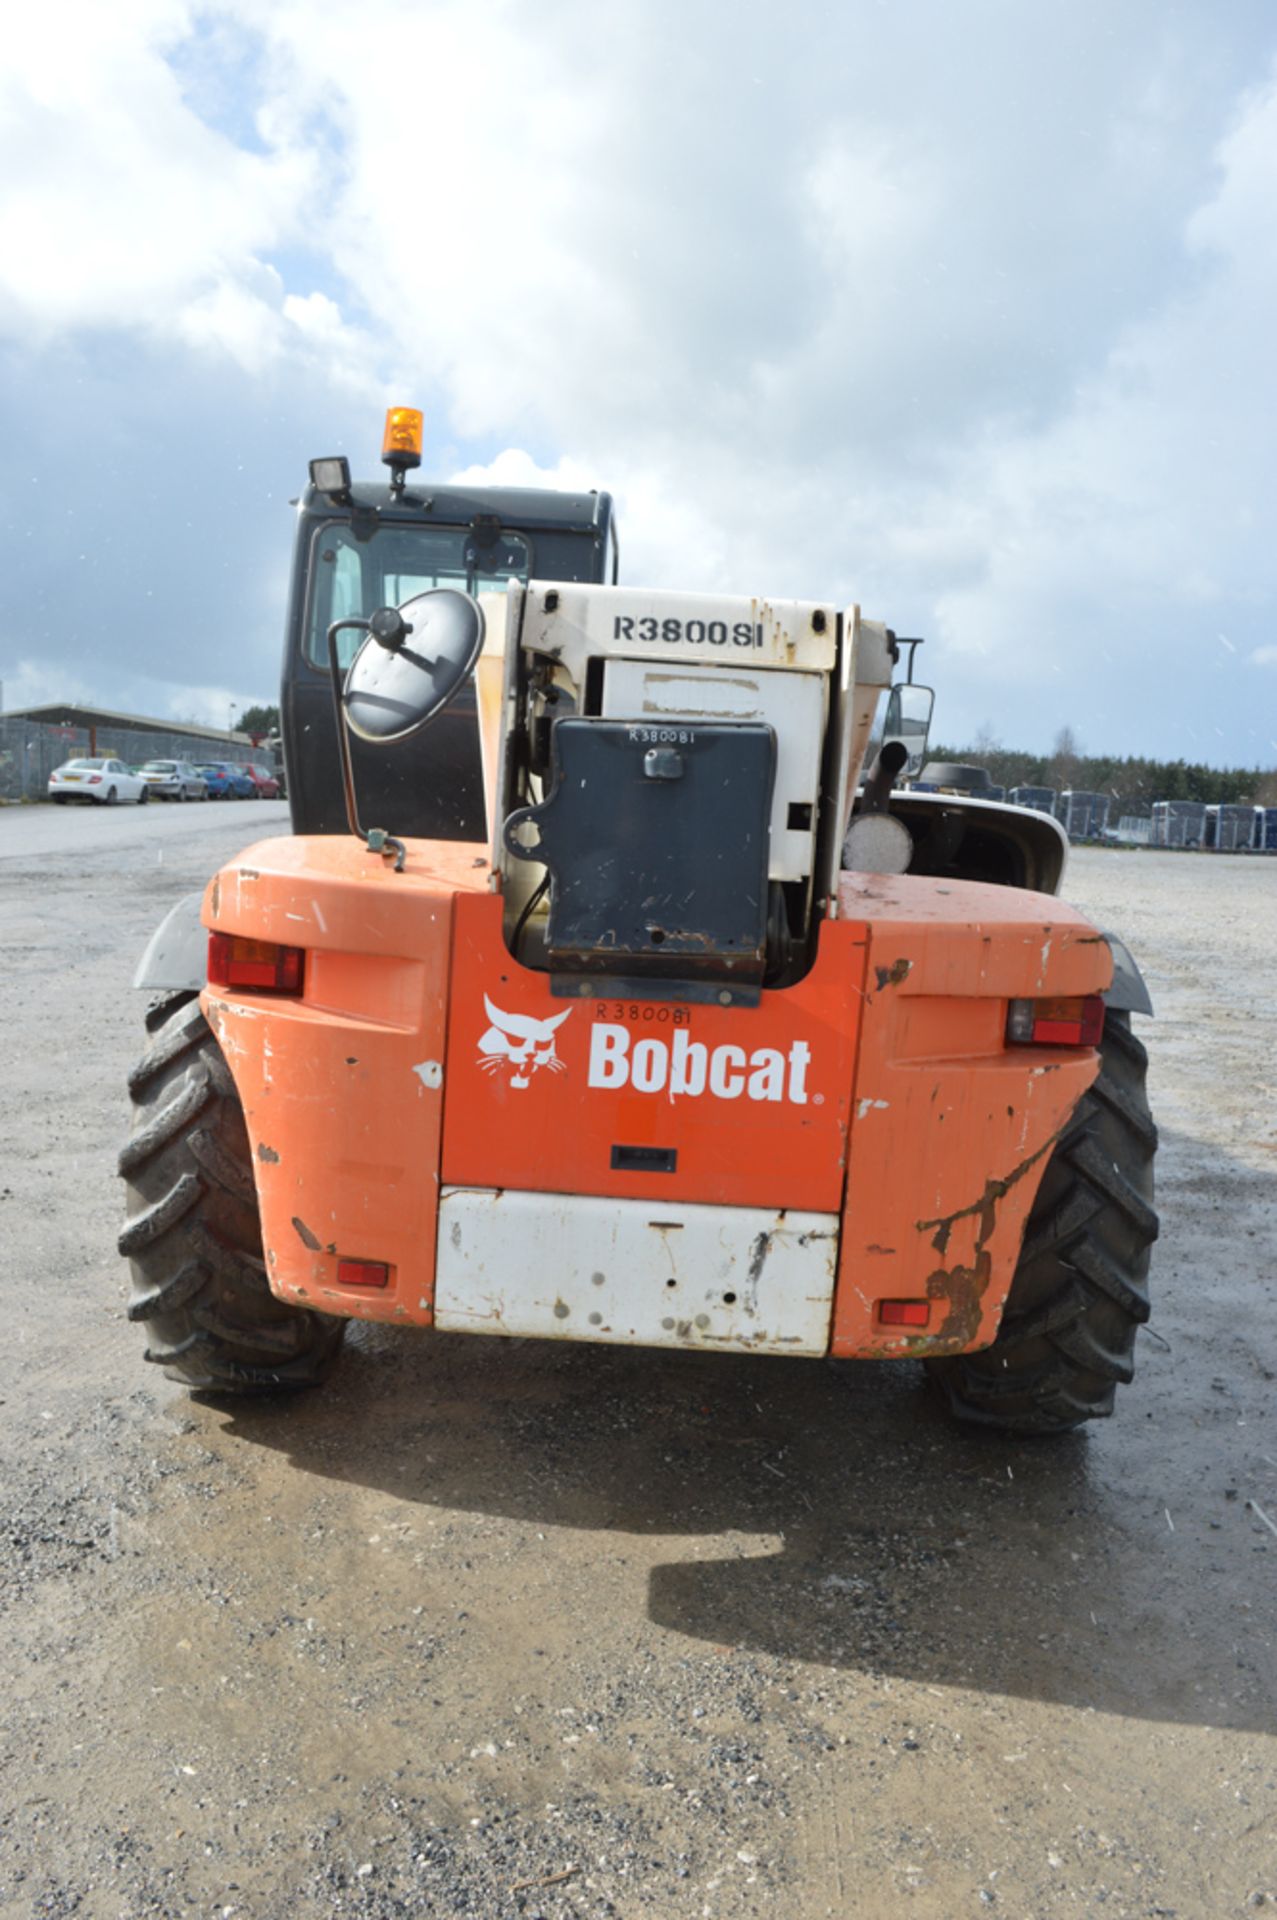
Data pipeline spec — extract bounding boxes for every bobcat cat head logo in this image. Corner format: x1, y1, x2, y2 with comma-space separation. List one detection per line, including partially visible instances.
477, 997, 572, 1089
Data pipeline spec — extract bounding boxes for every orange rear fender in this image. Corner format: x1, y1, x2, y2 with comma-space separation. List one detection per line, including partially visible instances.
201, 835, 487, 1326
833, 872, 1111, 1356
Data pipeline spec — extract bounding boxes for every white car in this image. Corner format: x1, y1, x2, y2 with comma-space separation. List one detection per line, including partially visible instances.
48, 757, 150, 805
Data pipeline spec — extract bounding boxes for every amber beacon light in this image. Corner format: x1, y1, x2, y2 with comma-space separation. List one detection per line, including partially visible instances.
381, 406, 424, 474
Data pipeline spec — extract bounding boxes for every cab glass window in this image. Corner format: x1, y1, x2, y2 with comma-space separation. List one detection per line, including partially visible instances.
304, 521, 531, 669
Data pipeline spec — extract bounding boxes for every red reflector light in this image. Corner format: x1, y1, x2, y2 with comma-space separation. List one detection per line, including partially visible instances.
1007, 994, 1104, 1048
879, 1299, 931, 1327
207, 931, 304, 994
336, 1259, 389, 1289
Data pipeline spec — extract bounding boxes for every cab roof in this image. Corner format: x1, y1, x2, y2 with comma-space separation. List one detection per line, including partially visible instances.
300, 480, 613, 535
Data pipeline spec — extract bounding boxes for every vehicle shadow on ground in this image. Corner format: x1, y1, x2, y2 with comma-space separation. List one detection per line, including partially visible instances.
218, 1133, 1275, 1737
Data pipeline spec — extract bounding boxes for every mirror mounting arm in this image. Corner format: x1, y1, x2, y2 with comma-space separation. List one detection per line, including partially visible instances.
326, 617, 373, 845
895, 637, 925, 685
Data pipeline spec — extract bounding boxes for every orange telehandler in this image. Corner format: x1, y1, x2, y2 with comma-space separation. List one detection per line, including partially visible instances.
120, 410, 1156, 1433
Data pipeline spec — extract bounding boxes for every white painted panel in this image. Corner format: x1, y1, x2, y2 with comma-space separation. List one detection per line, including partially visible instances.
601, 659, 825, 883
521, 584, 838, 682
435, 1190, 838, 1355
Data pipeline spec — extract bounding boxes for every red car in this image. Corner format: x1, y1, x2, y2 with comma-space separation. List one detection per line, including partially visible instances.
242, 762, 281, 798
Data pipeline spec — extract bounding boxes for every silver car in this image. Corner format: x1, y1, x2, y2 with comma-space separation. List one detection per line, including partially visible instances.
137, 759, 209, 801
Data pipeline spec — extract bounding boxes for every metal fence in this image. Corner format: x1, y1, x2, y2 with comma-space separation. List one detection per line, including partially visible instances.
0, 717, 261, 803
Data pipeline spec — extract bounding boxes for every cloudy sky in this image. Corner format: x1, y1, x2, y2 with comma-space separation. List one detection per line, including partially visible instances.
1, 0, 1274, 762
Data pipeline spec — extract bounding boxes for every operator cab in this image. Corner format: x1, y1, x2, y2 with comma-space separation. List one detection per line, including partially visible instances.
282, 407, 618, 840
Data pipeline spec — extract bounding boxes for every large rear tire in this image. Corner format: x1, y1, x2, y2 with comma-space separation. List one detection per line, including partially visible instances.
927, 1010, 1157, 1434
118, 991, 345, 1393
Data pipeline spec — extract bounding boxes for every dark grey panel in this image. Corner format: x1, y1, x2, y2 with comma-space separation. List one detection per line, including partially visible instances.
507, 719, 775, 980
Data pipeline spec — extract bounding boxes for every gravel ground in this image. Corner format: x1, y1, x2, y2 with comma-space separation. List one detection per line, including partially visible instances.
0, 815, 1274, 1919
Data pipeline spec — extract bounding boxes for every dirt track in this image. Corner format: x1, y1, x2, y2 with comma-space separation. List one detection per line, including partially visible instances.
1, 818, 1274, 1919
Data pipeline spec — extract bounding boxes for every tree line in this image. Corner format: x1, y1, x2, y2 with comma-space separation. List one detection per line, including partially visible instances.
930, 726, 1276, 817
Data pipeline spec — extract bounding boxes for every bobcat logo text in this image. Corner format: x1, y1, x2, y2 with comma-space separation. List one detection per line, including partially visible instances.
476, 991, 816, 1106
588, 1024, 811, 1104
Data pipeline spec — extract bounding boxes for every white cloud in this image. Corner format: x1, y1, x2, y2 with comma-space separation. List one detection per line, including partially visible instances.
450, 450, 599, 495
1, 658, 98, 713
0, 1, 1274, 759
909, 69, 1277, 731
0, 655, 267, 735
164, 682, 246, 729
0, 2, 318, 369
173, 278, 285, 375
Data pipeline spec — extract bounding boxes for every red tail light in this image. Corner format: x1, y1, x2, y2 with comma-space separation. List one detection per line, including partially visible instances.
336, 1259, 389, 1288
879, 1299, 931, 1327
1007, 994, 1104, 1048
207, 932, 304, 994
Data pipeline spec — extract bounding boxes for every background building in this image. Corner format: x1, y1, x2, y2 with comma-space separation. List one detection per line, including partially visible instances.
0, 704, 266, 803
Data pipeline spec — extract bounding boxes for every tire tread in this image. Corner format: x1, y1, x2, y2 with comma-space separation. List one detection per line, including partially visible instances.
118, 998, 342, 1393
928, 1007, 1157, 1434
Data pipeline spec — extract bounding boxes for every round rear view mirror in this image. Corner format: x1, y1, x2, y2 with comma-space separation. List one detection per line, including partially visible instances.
343, 589, 485, 743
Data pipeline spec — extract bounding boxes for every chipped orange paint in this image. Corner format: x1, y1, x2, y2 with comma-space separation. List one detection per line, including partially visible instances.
832, 871, 1109, 1357
202, 834, 486, 1326
201, 839, 1111, 1353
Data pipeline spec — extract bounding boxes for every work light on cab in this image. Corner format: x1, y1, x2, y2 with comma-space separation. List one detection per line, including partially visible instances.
207, 932, 304, 995
308, 455, 352, 502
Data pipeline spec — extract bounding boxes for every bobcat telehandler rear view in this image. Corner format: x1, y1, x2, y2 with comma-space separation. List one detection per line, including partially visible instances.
120, 409, 1157, 1434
